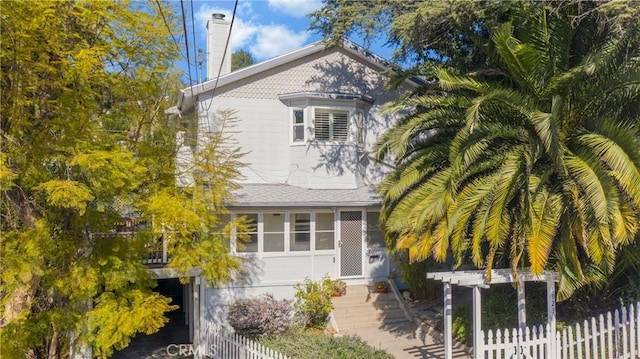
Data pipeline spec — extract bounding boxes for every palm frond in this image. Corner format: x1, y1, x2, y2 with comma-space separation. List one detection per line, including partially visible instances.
528, 190, 562, 274
578, 132, 640, 210
436, 69, 491, 93
448, 176, 498, 266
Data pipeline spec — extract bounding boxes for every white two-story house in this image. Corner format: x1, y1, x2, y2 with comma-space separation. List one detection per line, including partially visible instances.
170, 13, 422, 328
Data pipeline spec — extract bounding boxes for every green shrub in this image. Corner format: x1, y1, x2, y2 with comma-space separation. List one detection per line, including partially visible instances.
391, 251, 441, 300
483, 286, 518, 329
331, 279, 347, 296
294, 277, 333, 329
260, 328, 394, 359
452, 305, 472, 345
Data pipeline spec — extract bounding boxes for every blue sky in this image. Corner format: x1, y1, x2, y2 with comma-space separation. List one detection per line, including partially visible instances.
176, 0, 395, 82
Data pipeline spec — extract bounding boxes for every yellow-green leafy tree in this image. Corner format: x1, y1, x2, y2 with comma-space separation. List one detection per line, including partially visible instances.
1, 1, 246, 357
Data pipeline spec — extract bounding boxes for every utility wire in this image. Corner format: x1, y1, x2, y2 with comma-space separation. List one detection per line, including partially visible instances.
189, 0, 199, 83
154, 0, 187, 61
180, 0, 194, 94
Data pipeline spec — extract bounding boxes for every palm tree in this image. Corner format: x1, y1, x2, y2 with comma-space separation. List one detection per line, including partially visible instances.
376, 2, 640, 299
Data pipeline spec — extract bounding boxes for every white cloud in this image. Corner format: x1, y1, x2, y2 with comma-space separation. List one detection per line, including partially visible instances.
194, 4, 258, 50
194, 3, 312, 61
250, 25, 310, 60
237, 2, 253, 17
267, 0, 322, 18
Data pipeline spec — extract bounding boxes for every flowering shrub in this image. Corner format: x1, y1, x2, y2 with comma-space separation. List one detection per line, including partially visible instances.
227, 294, 293, 338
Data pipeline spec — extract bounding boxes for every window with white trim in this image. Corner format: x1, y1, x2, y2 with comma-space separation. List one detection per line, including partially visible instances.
292, 109, 305, 142
290, 213, 311, 251
230, 211, 338, 254
314, 109, 349, 141
315, 212, 335, 250
366, 211, 385, 249
263, 213, 285, 252
237, 213, 258, 252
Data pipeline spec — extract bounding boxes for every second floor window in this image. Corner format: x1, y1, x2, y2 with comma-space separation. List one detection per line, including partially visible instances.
314, 109, 348, 141
292, 109, 304, 142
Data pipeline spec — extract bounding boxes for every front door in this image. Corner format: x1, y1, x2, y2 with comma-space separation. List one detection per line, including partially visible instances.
340, 211, 363, 277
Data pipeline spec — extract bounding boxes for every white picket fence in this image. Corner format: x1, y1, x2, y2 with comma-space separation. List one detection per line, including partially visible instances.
202, 325, 290, 359
481, 302, 640, 359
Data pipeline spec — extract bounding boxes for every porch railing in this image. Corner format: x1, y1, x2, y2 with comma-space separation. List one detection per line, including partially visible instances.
143, 234, 168, 265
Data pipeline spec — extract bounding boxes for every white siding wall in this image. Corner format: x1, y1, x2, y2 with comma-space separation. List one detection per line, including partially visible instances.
201, 209, 391, 326
196, 48, 406, 189
193, 47, 411, 325
201, 254, 337, 326
197, 96, 291, 183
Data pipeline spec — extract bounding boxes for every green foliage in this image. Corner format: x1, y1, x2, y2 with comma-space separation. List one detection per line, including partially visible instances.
0, 1, 246, 357
452, 305, 471, 345
450, 284, 558, 345
310, 0, 525, 73
260, 328, 394, 359
142, 110, 248, 285
88, 290, 177, 358
35, 180, 95, 214
231, 49, 255, 71
392, 251, 441, 300
330, 279, 347, 296
294, 277, 334, 329
370, 1, 640, 299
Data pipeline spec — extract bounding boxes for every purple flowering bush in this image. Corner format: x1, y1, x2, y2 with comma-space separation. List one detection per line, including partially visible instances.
227, 294, 294, 338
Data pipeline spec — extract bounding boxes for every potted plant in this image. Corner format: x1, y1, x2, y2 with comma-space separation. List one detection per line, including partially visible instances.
374, 280, 389, 293
332, 279, 347, 297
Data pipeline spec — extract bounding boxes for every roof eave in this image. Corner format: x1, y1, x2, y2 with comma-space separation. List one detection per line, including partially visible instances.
228, 201, 382, 208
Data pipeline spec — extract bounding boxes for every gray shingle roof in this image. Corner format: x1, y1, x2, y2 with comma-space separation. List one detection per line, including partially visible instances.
230, 184, 381, 208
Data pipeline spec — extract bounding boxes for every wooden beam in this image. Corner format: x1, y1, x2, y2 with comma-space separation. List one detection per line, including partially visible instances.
427, 269, 558, 286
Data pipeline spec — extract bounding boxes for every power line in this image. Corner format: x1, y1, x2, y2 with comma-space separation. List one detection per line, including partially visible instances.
189, 0, 200, 83
153, 0, 187, 61
180, 0, 194, 92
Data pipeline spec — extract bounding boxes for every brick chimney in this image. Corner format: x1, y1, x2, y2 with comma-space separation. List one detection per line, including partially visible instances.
206, 13, 231, 80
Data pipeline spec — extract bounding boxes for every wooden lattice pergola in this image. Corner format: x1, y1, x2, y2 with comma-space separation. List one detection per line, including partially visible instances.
426, 269, 559, 359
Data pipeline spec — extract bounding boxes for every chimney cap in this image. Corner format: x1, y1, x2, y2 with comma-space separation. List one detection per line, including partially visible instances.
211, 13, 225, 20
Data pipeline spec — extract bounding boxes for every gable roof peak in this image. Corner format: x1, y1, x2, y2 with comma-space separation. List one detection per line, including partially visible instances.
174, 39, 418, 115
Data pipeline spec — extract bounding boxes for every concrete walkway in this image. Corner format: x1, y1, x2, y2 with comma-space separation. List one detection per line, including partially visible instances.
332, 285, 471, 359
